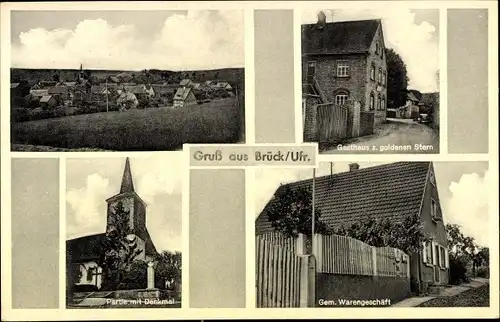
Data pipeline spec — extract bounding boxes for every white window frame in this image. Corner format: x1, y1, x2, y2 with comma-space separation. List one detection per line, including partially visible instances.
381, 97, 386, 111
335, 94, 348, 106
337, 61, 350, 77
370, 64, 376, 80
439, 246, 446, 268
432, 241, 438, 266
422, 241, 433, 265
378, 68, 383, 84
431, 198, 438, 222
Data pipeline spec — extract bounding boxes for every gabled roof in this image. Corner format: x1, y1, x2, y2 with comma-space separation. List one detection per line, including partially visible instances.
67, 231, 158, 264
39, 95, 54, 103
67, 233, 107, 263
151, 84, 178, 94
123, 85, 147, 94
48, 87, 69, 95
407, 91, 420, 102
256, 162, 431, 235
174, 87, 194, 101
30, 89, 49, 97
302, 19, 381, 55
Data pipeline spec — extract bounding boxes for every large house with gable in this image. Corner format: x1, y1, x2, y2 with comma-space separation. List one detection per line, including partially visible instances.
302, 12, 388, 142
255, 162, 450, 293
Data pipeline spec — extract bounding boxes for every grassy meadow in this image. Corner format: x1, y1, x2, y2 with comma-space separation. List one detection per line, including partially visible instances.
11, 98, 243, 151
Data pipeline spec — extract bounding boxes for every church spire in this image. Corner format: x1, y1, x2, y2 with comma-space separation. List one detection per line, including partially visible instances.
120, 157, 135, 193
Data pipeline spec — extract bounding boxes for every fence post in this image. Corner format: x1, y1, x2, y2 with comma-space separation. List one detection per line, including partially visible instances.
372, 247, 378, 277
299, 255, 316, 308
296, 234, 305, 255
407, 255, 411, 279
313, 234, 322, 272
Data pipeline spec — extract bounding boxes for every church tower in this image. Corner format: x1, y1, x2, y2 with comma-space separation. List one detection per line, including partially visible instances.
105, 158, 148, 248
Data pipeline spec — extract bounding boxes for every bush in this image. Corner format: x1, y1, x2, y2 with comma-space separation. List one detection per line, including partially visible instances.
116, 261, 148, 290
11, 108, 30, 123
476, 266, 489, 278
53, 106, 67, 118
449, 255, 470, 285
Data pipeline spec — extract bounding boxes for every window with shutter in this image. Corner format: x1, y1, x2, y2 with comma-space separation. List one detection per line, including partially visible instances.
432, 242, 439, 265
445, 248, 450, 268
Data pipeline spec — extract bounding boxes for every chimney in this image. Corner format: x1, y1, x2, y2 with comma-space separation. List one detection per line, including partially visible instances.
317, 11, 327, 29
349, 163, 360, 172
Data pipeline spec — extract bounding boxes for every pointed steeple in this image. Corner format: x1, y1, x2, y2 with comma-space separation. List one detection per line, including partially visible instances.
120, 157, 135, 193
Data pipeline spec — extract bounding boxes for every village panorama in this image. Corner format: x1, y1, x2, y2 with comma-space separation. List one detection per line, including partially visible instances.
10, 65, 245, 151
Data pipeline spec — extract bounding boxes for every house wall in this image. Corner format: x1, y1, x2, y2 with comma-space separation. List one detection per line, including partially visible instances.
303, 95, 321, 142
186, 92, 198, 106
419, 165, 449, 286
365, 25, 387, 125
302, 53, 367, 108
77, 261, 103, 289
316, 274, 410, 306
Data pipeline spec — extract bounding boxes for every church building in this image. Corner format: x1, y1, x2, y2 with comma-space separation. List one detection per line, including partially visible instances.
66, 158, 158, 290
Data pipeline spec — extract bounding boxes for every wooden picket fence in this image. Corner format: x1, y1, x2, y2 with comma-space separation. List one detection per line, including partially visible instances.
255, 235, 304, 307
314, 234, 410, 278
317, 103, 348, 144
257, 231, 297, 253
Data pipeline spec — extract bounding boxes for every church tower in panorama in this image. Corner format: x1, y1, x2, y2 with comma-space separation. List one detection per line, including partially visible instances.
105, 157, 157, 261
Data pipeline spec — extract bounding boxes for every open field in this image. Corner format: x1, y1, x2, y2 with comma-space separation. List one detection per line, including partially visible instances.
11, 98, 243, 151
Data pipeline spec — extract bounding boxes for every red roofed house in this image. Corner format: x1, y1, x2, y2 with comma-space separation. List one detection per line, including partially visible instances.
255, 162, 449, 293
302, 13, 388, 141
66, 158, 158, 291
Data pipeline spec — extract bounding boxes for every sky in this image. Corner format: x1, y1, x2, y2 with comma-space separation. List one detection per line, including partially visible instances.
66, 155, 183, 252
11, 10, 244, 71
254, 161, 491, 247
302, 8, 440, 93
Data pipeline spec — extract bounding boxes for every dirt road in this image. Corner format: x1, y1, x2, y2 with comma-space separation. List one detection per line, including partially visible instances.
322, 118, 439, 154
